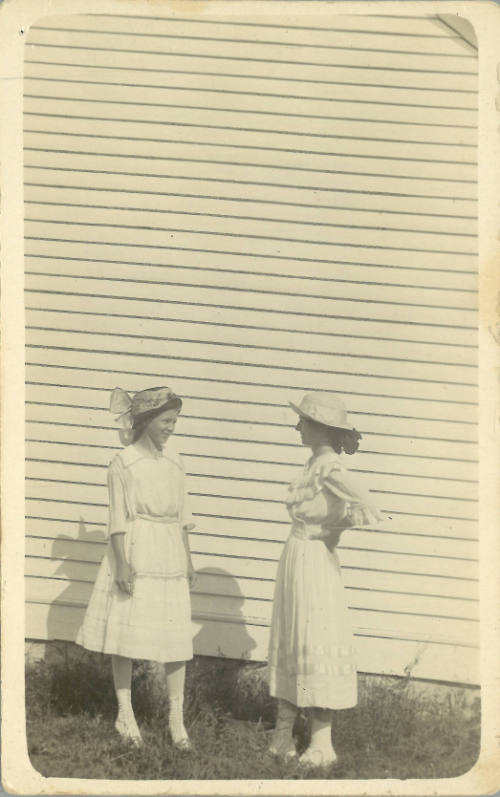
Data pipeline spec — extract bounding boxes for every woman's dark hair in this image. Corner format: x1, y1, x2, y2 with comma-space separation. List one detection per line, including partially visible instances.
308, 418, 362, 455
328, 426, 362, 455
131, 397, 182, 443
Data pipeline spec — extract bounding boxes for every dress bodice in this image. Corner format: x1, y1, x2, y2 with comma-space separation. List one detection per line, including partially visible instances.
107, 435, 193, 535
287, 451, 381, 539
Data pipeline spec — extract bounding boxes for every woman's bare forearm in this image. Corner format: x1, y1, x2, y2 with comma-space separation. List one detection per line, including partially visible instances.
110, 531, 127, 566
110, 532, 134, 595
182, 524, 194, 566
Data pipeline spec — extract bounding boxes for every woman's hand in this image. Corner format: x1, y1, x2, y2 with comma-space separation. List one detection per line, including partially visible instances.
322, 503, 366, 551
344, 503, 366, 528
115, 561, 135, 596
187, 562, 197, 589
324, 528, 343, 552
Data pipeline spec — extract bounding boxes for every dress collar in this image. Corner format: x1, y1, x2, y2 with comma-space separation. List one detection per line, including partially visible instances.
131, 433, 182, 469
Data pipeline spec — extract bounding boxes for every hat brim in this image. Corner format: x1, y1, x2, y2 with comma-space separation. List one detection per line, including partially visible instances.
288, 401, 352, 431
132, 397, 182, 422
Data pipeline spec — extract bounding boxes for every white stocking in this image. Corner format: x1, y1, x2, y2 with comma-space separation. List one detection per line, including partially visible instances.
166, 661, 188, 745
112, 655, 142, 744
298, 708, 337, 767
269, 699, 297, 758
309, 710, 335, 755
112, 654, 133, 714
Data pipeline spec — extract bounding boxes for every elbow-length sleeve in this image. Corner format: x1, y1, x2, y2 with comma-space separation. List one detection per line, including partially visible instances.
321, 462, 383, 529
107, 457, 132, 537
179, 456, 195, 530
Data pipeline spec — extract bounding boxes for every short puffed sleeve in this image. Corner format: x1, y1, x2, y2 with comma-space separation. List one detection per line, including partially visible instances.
320, 460, 383, 528
107, 456, 132, 537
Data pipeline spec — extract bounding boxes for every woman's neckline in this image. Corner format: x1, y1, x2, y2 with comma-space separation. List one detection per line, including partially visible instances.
307, 447, 339, 467
135, 433, 164, 458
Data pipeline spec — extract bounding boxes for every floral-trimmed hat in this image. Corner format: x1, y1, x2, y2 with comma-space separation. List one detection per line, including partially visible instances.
289, 392, 352, 430
110, 386, 182, 444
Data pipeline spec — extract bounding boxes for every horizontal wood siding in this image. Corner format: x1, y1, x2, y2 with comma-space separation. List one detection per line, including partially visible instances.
24, 11, 478, 682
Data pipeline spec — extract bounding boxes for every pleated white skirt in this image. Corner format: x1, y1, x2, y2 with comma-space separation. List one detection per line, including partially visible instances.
268, 529, 357, 710
76, 515, 194, 662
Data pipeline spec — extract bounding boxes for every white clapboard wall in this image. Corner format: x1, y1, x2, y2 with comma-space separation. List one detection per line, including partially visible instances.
24, 11, 479, 683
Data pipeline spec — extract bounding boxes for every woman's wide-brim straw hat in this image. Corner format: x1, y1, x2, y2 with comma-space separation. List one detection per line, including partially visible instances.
289, 392, 352, 430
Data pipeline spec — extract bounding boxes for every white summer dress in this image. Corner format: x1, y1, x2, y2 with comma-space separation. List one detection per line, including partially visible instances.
76, 434, 194, 662
268, 451, 382, 710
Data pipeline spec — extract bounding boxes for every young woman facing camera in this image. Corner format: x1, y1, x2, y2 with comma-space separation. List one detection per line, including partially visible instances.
76, 386, 196, 749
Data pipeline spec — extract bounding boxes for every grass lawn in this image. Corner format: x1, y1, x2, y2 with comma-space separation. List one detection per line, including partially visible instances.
26, 648, 480, 780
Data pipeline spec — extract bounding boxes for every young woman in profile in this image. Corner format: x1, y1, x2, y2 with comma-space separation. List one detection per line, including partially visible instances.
76, 386, 196, 749
268, 393, 382, 769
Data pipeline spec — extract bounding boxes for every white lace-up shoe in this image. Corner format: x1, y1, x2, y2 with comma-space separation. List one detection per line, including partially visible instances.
114, 712, 143, 746
298, 746, 338, 769
169, 695, 192, 751
268, 700, 297, 760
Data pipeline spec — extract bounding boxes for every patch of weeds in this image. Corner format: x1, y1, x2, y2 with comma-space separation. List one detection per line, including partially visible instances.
25, 648, 481, 780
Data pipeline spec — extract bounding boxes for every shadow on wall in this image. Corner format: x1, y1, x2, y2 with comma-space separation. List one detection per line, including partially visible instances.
45, 535, 260, 662
192, 566, 258, 661
45, 517, 106, 647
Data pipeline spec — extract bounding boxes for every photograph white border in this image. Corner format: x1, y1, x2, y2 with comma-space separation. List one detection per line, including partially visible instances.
1, 0, 499, 793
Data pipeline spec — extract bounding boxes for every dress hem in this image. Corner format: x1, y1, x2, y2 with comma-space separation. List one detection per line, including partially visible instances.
268, 684, 358, 710
75, 638, 194, 664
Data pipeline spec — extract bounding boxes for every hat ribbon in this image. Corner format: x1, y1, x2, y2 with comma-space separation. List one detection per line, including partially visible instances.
109, 388, 134, 443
